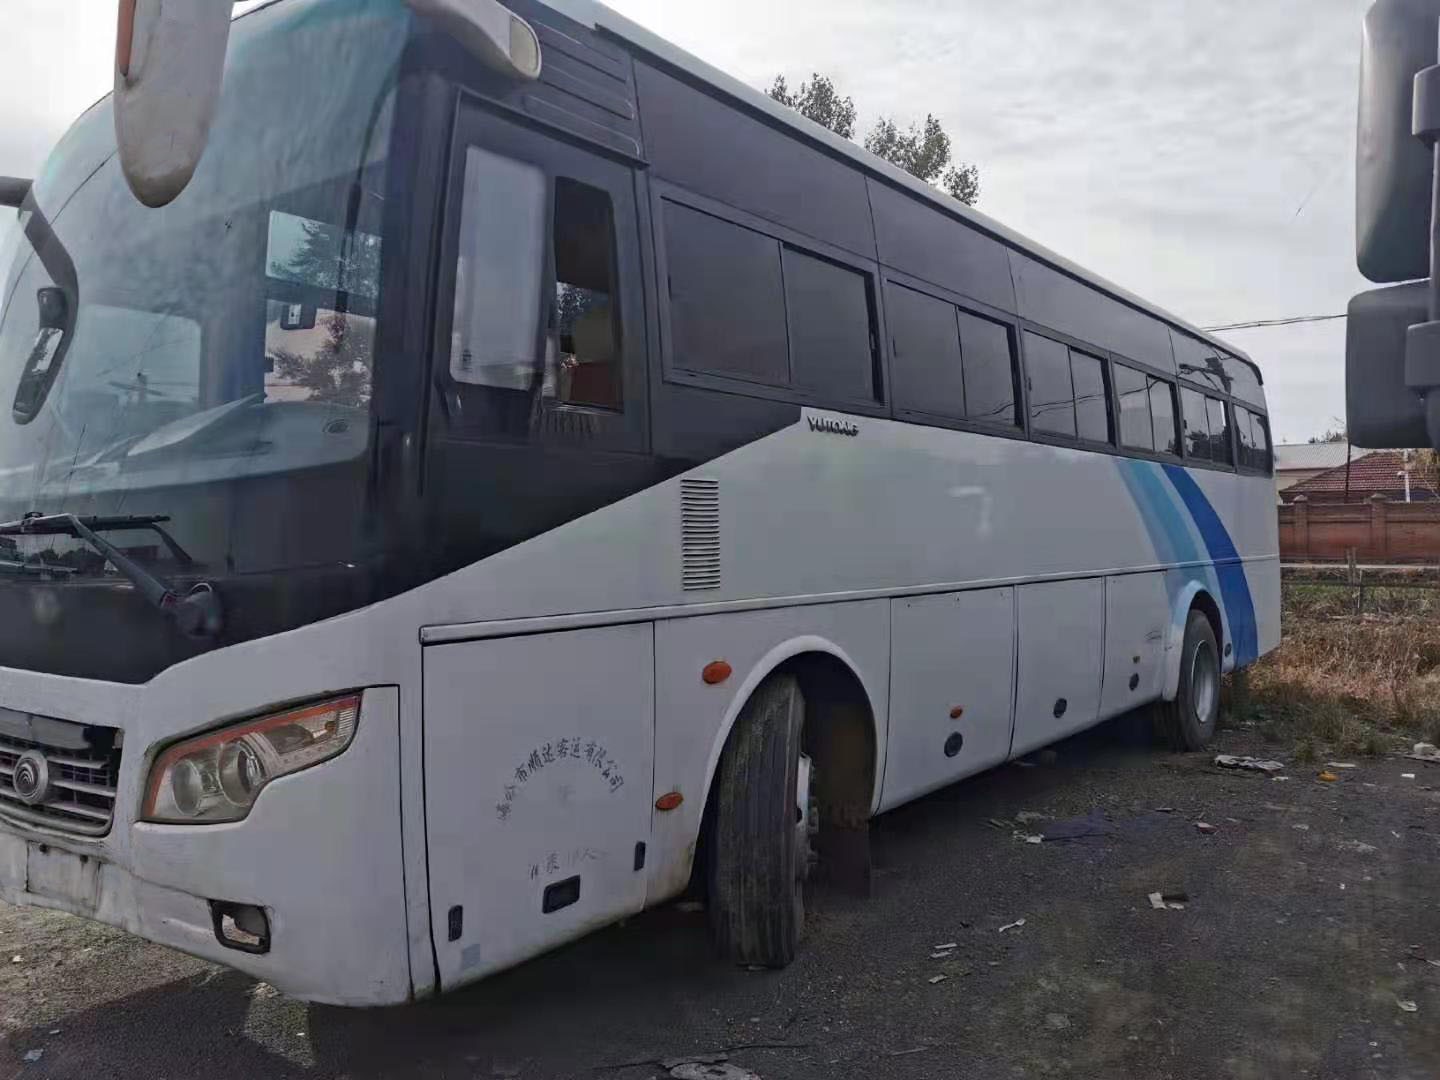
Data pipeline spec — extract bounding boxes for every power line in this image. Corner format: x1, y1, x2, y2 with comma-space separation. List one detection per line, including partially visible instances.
1201, 313, 1348, 332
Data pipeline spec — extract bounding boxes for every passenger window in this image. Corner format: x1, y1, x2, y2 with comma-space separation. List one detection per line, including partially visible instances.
1024, 332, 1075, 438
1254, 412, 1272, 472
957, 310, 1019, 426
888, 283, 964, 417
1149, 376, 1178, 455
1072, 349, 1110, 443
1181, 387, 1210, 461
1207, 396, 1233, 465
551, 178, 620, 410
784, 248, 877, 402
1236, 406, 1258, 468
1115, 363, 1151, 450
1236, 406, 1271, 472
665, 201, 788, 385
449, 147, 547, 391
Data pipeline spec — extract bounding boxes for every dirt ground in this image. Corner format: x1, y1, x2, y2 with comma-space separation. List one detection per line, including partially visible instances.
2, 712, 1439, 1080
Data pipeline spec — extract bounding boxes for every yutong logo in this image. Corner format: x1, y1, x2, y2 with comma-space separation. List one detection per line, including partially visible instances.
12, 751, 50, 806
807, 415, 859, 437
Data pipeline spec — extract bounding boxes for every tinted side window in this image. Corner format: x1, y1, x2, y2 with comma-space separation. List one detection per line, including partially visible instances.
1236, 406, 1258, 468
957, 310, 1019, 427
1115, 363, 1151, 450
553, 178, 620, 409
1254, 412, 1272, 472
784, 248, 876, 401
1024, 332, 1075, 437
1207, 396, 1233, 465
665, 201, 788, 384
888, 283, 964, 417
1181, 387, 1210, 460
1149, 377, 1178, 455
1236, 406, 1271, 472
1072, 350, 1110, 443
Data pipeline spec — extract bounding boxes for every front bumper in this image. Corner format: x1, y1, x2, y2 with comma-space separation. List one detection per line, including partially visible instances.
0, 685, 413, 1006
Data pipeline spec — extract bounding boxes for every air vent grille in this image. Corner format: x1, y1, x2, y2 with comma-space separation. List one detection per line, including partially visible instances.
680, 478, 721, 591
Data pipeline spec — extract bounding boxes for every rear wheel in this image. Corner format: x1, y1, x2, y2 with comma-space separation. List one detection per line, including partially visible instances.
1154, 609, 1221, 751
707, 673, 808, 967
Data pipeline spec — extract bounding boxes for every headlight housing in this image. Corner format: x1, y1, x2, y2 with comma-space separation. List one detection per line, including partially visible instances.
143, 694, 361, 824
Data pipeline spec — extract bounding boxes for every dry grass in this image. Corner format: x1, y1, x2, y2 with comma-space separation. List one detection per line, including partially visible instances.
1233, 582, 1440, 758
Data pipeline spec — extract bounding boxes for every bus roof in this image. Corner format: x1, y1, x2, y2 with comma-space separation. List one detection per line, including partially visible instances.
534, 0, 1261, 382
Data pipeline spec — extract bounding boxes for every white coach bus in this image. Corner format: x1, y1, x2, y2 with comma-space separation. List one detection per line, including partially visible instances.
0, 0, 1279, 1005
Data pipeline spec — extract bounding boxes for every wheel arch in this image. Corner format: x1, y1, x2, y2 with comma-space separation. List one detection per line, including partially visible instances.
697, 637, 882, 826
1162, 582, 1226, 700
688, 636, 882, 898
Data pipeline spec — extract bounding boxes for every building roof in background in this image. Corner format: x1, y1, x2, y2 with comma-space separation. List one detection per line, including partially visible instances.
1273, 442, 1354, 472
1284, 450, 1429, 501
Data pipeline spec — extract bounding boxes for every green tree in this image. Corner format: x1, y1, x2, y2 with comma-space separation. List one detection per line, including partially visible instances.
767, 74, 857, 140
269, 312, 372, 408
768, 73, 980, 206
269, 217, 382, 300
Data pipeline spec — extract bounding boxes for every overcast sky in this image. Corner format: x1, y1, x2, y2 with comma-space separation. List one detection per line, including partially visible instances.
0, 0, 1371, 442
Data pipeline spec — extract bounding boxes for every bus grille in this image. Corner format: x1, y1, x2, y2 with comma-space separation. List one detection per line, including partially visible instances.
0, 725, 121, 838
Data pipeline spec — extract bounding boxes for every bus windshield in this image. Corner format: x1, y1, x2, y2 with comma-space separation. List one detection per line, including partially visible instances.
0, 0, 406, 582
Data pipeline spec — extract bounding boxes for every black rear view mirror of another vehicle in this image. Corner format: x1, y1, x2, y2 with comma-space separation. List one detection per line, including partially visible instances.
12, 286, 72, 424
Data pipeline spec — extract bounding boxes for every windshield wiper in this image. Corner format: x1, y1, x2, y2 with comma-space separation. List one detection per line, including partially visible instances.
0, 513, 221, 639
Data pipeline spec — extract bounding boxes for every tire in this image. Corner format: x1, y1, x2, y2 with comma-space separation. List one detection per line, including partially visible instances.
707, 673, 808, 968
1154, 609, 1221, 751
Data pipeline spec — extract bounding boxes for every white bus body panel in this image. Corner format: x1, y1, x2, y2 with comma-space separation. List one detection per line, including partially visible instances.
1102, 573, 1169, 716
1012, 579, 1105, 758
880, 588, 1015, 810
422, 624, 655, 988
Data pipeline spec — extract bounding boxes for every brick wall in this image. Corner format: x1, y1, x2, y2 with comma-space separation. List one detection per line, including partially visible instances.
1279, 495, 1440, 562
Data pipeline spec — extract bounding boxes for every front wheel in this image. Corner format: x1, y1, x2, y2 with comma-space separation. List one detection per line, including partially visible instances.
707, 673, 808, 968
1154, 609, 1221, 751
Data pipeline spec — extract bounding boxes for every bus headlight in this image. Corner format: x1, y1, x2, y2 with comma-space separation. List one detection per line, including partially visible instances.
143, 694, 361, 824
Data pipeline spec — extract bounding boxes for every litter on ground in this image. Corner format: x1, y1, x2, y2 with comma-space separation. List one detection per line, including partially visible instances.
1326, 762, 1358, 770
1403, 773, 1417, 780
998, 918, 1026, 933
1408, 743, 1440, 765
1148, 891, 1188, 910
928, 974, 948, 985
1195, 822, 1217, 834
1215, 754, 1285, 774
1398, 999, 1419, 1013
1318, 771, 1340, 782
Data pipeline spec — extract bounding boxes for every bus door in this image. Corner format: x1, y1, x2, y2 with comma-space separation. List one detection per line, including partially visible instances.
420, 101, 654, 988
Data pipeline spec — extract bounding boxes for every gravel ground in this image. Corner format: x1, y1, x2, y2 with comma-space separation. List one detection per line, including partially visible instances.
3, 713, 1440, 1080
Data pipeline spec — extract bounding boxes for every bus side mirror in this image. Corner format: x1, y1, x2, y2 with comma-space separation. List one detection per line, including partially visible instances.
113, 0, 234, 208
1357, 0, 1440, 283
1351, 0, 1440, 448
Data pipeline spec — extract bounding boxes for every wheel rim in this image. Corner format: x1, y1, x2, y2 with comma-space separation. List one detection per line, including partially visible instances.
1190, 638, 1219, 726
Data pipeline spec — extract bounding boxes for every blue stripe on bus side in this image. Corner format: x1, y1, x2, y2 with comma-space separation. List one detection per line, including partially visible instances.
1160, 464, 1259, 665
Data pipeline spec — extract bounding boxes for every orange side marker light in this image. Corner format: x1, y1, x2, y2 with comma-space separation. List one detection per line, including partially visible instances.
655, 792, 684, 811
702, 661, 732, 685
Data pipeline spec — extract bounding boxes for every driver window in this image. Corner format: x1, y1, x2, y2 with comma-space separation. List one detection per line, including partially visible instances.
550, 178, 621, 411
